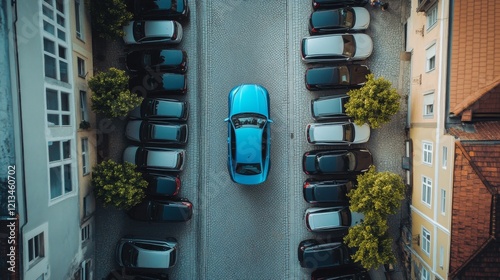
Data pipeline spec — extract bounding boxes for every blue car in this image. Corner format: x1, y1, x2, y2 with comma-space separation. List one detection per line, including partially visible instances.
224, 84, 272, 185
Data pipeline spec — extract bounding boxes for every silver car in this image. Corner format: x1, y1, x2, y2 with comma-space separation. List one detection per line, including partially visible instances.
305, 206, 364, 233
123, 20, 183, 44
125, 120, 188, 145
301, 33, 373, 63
311, 95, 349, 120
306, 121, 370, 145
123, 146, 186, 172
115, 237, 177, 269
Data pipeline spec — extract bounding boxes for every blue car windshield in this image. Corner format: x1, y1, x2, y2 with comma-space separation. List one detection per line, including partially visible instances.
231, 113, 266, 129
236, 163, 262, 175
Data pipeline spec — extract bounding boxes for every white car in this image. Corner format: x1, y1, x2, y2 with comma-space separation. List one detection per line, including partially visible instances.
301, 33, 373, 63
305, 206, 364, 233
306, 121, 370, 145
115, 237, 178, 269
122, 20, 183, 45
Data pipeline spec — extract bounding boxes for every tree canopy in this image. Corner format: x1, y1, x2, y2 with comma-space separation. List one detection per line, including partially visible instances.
88, 0, 133, 39
345, 74, 400, 129
91, 159, 147, 210
88, 68, 142, 118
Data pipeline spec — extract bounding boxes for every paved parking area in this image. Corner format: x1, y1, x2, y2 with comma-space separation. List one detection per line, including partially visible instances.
95, 0, 409, 279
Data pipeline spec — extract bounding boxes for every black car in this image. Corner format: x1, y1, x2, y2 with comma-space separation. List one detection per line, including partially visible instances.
128, 198, 193, 222
311, 265, 371, 280
302, 149, 372, 175
305, 65, 371, 91
144, 173, 181, 197
309, 7, 370, 35
134, 0, 189, 21
303, 179, 354, 204
298, 239, 353, 269
126, 49, 187, 73
311, 95, 349, 121
125, 120, 188, 145
130, 73, 187, 96
129, 98, 189, 121
312, 0, 369, 10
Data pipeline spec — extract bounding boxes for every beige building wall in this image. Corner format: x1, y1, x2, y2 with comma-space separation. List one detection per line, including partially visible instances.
407, 0, 452, 279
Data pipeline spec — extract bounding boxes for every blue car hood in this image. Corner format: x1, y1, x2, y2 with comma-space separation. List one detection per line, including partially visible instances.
229, 84, 269, 117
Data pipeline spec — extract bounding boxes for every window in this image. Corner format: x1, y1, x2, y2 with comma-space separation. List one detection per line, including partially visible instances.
46, 88, 71, 126
28, 232, 44, 265
422, 227, 431, 255
423, 142, 433, 164
75, 0, 83, 39
79, 90, 88, 122
426, 4, 438, 29
442, 146, 448, 168
48, 140, 73, 199
421, 267, 430, 280
42, 0, 66, 40
81, 223, 90, 243
423, 93, 434, 117
43, 37, 68, 82
81, 138, 89, 175
439, 246, 444, 268
42, 0, 69, 82
422, 176, 432, 206
441, 189, 446, 214
77, 57, 85, 78
426, 44, 436, 72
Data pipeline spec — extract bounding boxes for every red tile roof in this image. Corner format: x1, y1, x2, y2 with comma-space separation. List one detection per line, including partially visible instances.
449, 142, 500, 279
449, 0, 500, 117
448, 121, 500, 141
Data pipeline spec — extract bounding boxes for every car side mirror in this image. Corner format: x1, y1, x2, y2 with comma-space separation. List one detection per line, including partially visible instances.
224, 118, 229, 122
268, 119, 273, 123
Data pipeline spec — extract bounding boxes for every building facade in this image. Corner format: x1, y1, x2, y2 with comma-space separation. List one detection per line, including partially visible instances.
8, 0, 96, 279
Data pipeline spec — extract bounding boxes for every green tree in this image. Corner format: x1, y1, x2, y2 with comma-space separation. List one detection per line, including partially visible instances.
88, 0, 133, 39
91, 159, 147, 210
348, 165, 406, 217
88, 68, 142, 118
344, 216, 396, 270
345, 74, 400, 128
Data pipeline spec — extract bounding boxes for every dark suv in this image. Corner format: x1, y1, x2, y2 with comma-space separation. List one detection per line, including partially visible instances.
298, 239, 353, 269
128, 198, 193, 222
312, 0, 369, 10
134, 0, 189, 21
130, 73, 187, 96
311, 265, 371, 280
303, 179, 354, 204
126, 49, 188, 73
302, 149, 372, 175
305, 65, 370, 90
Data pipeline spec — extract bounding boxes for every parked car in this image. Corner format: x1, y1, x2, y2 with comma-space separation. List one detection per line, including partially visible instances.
126, 49, 187, 73
305, 206, 364, 232
305, 65, 371, 90
115, 237, 178, 269
123, 146, 186, 172
312, 0, 369, 10
306, 121, 370, 145
311, 265, 371, 280
301, 34, 373, 63
133, 0, 189, 21
130, 73, 187, 96
107, 270, 169, 280
311, 95, 349, 121
129, 98, 189, 121
302, 149, 372, 175
144, 173, 181, 197
123, 20, 183, 45
125, 120, 188, 145
303, 178, 354, 204
298, 239, 353, 269
309, 7, 370, 35
128, 198, 193, 222
224, 84, 272, 185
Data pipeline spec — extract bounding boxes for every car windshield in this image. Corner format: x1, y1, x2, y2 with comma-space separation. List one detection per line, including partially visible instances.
133, 21, 146, 41
343, 123, 355, 142
338, 66, 350, 85
345, 152, 356, 171
122, 243, 138, 267
236, 163, 262, 175
341, 8, 354, 28
340, 208, 352, 226
231, 113, 267, 129
342, 35, 355, 58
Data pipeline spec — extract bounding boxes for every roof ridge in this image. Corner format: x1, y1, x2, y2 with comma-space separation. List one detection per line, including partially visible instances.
451, 75, 500, 116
